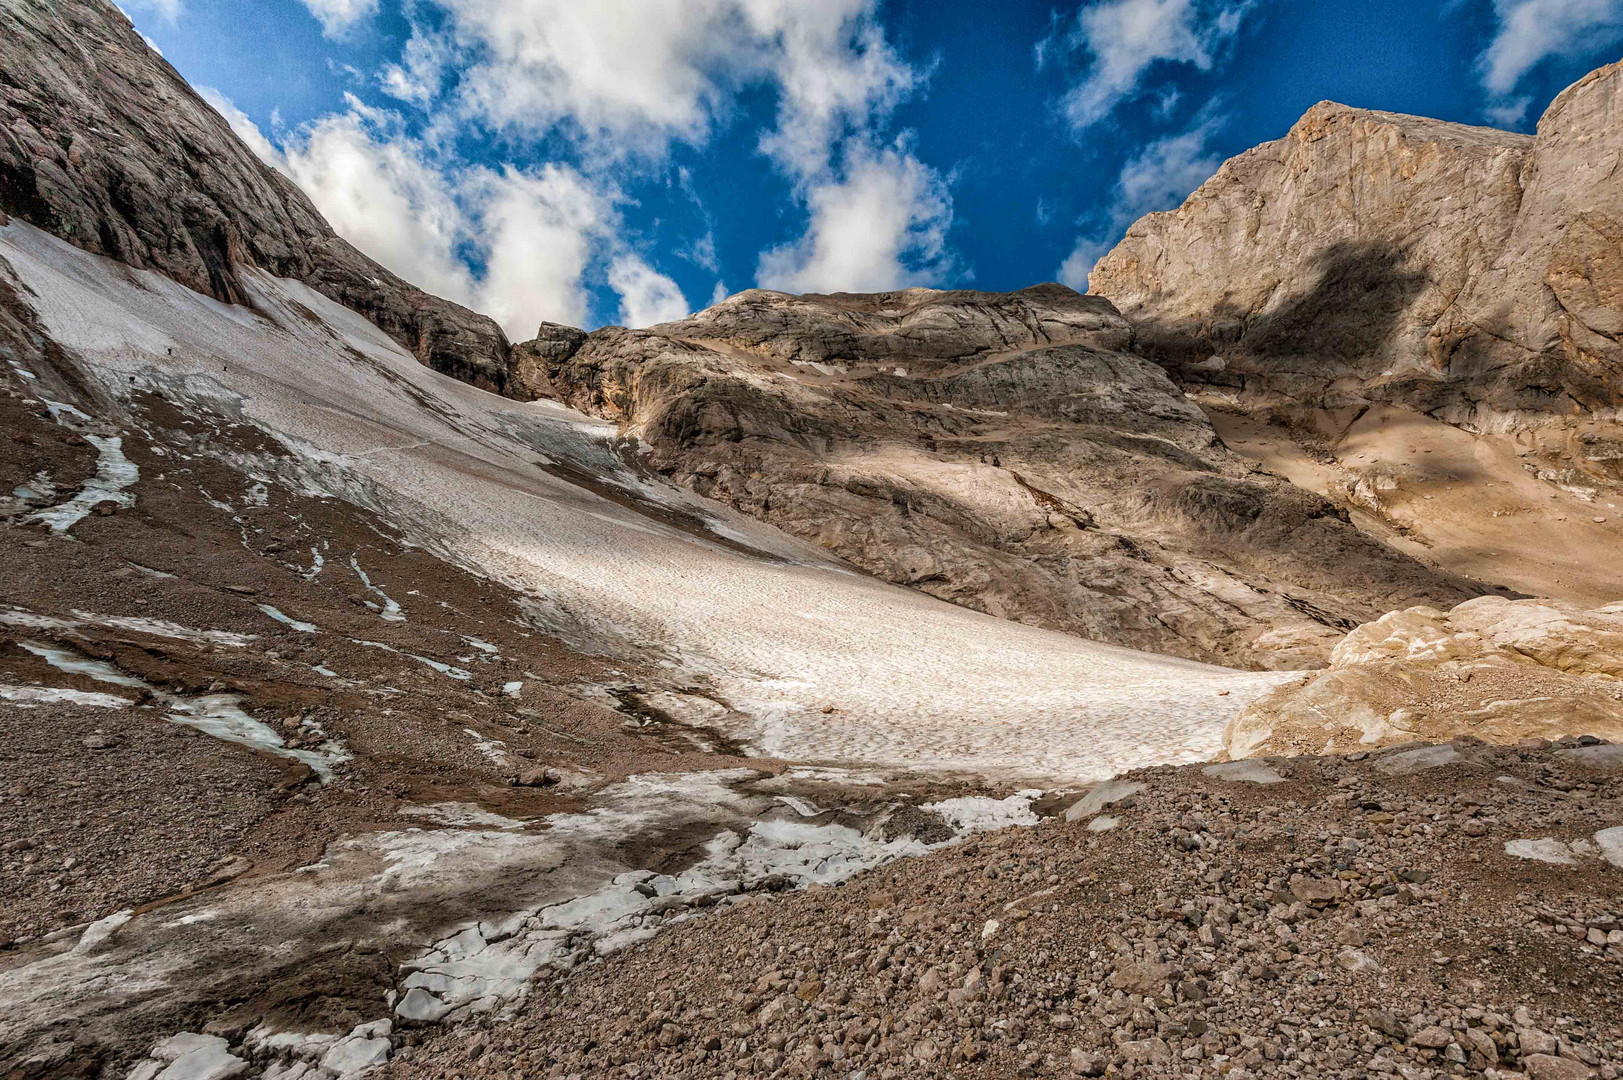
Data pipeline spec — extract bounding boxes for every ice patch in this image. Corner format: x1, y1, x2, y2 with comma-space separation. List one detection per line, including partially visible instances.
168, 695, 349, 781
462, 637, 499, 655
20, 641, 150, 689
502, 680, 523, 697
463, 728, 508, 764
389, 771, 1051, 1023
350, 557, 404, 621
350, 639, 470, 680
400, 803, 527, 830
257, 604, 319, 633
0, 607, 254, 647
23, 426, 137, 534
925, 790, 1043, 832
0, 684, 130, 708
22, 640, 348, 781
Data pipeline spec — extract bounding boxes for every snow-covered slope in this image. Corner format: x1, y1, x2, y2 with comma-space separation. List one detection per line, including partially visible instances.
1, 220, 1287, 783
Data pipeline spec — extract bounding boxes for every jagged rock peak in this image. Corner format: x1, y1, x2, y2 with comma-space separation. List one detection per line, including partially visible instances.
1089, 59, 1623, 433
0, 0, 514, 393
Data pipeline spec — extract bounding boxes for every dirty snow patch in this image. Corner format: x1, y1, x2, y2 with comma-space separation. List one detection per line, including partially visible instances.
257, 604, 319, 633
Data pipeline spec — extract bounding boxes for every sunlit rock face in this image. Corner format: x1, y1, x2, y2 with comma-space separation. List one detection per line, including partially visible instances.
528, 284, 1481, 670
1090, 61, 1623, 440
1225, 596, 1623, 759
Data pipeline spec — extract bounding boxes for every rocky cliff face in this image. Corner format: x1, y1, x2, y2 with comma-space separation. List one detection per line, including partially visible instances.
536, 285, 1482, 669
0, 0, 512, 392
1090, 62, 1623, 444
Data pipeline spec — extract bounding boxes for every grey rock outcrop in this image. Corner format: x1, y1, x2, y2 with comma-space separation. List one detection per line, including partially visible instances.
0, 0, 513, 392
536, 285, 1482, 669
1090, 61, 1623, 445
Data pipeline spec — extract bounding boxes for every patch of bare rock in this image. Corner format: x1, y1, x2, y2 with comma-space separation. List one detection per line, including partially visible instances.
389, 739, 1621, 1079
1228, 596, 1623, 759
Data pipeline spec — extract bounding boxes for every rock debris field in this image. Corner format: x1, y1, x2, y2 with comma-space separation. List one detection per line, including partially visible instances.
390, 737, 1622, 1080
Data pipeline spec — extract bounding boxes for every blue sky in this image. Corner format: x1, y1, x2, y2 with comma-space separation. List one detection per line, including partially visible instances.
121, 0, 1623, 338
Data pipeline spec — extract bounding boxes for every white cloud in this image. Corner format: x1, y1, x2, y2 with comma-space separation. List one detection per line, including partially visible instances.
200, 91, 615, 336
379, 22, 455, 106
757, 143, 953, 294
744, 0, 920, 180
409, 0, 916, 177
299, 0, 380, 38
1058, 120, 1222, 290
608, 256, 691, 327
1480, 0, 1623, 108
471, 165, 611, 332
279, 99, 478, 306
120, 0, 182, 19
198, 88, 286, 172
1483, 96, 1535, 127
1049, 0, 1251, 130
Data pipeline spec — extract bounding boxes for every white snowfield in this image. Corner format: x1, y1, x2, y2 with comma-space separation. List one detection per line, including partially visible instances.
0, 222, 1290, 782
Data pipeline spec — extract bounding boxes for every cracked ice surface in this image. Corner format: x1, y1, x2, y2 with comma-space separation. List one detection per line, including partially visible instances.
0, 220, 1291, 785
390, 771, 1044, 1022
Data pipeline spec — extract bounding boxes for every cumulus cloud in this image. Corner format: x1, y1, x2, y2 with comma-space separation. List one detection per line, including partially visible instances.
416, 0, 916, 172
469, 165, 611, 332
1048, 0, 1251, 130
757, 143, 953, 294
1058, 119, 1222, 290
299, 0, 380, 38
202, 91, 613, 335
402, 0, 943, 291
203, 0, 951, 333
607, 256, 691, 327
1479, 0, 1623, 119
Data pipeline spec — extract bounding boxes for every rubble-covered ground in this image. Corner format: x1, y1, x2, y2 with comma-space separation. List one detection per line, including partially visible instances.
392, 738, 1623, 1080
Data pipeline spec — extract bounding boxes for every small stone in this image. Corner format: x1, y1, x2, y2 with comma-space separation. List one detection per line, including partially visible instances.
1070, 1048, 1105, 1076
1520, 1028, 1560, 1057
512, 768, 561, 788
1412, 1026, 1452, 1049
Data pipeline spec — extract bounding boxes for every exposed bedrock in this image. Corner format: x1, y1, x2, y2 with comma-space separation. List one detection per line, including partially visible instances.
1089, 61, 1623, 477
533, 286, 1483, 669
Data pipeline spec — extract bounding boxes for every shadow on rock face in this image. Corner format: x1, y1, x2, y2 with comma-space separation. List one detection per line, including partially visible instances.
1128, 240, 1434, 405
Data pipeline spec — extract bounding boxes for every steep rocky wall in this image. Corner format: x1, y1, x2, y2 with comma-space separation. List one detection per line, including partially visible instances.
538, 286, 1484, 670
1090, 62, 1623, 435
0, 0, 513, 392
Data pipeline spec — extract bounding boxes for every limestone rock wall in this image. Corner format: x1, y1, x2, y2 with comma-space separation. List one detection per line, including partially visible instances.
1090, 63, 1623, 434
